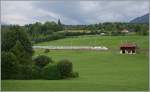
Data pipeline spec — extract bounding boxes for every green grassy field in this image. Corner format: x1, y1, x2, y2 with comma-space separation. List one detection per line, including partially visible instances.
2, 35, 149, 91
35, 35, 149, 49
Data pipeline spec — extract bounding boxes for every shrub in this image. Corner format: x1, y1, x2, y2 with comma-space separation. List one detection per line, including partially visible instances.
1, 52, 19, 79
30, 65, 42, 79
42, 63, 61, 80
69, 72, 79, 78
16, 65, 41, 79
17, 65, 32, 79
44, 49, 50, 53
57, 59, 73, 78
34, 55, 53, 68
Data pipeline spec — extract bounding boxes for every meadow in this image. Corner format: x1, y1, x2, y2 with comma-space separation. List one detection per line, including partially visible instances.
35, 35, 149, 49
2, 35, 149, 91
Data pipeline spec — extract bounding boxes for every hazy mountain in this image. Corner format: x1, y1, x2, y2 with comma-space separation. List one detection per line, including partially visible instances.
130, 13, 149, 23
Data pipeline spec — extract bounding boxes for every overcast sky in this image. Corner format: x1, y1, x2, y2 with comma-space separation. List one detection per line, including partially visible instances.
1, 0, 149, 25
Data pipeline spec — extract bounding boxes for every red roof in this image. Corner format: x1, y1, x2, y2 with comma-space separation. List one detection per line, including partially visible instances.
120, 44, 136, 47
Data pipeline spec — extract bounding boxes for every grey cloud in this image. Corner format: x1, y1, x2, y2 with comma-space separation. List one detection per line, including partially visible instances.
1, 1, 149, 25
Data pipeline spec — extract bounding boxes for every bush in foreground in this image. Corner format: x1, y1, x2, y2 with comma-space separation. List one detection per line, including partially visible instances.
41, 58, 79, 80
57, 59, 73, 78
34, 55, 53, 68
16, 65, 41, 79
2, 51, 79, 80
42, 63, 61, 80
69, 72, 79, 78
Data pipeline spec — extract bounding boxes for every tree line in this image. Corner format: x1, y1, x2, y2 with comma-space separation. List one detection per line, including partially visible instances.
2, 20, 149, 44
64, 22, 148, 35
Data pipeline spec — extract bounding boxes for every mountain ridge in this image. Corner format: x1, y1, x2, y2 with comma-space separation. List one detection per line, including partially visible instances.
130, 13, 149, 23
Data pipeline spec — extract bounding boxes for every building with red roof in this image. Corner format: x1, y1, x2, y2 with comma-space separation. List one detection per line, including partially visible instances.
120, 43, 137, 54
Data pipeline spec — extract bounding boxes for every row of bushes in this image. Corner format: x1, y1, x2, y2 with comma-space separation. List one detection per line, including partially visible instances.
2, 53, 79, 80
34, 56, 79, 79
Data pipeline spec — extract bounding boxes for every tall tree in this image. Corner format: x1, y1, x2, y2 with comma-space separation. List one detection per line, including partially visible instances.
10, 40, 32, 65
58, 19, 63, 31
58, 19, 62, 26
2, 25, 33, 55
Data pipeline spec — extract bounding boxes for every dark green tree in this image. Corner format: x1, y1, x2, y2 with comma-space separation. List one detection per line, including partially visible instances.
10, 40, 32, 65
1, 52, 19, 79
57, 19, 63, 31
2, 25, 33, 55
58, 19, 61, 25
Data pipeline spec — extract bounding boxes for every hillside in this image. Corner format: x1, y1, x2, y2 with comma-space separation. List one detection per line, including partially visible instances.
130, 13, 149, 23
